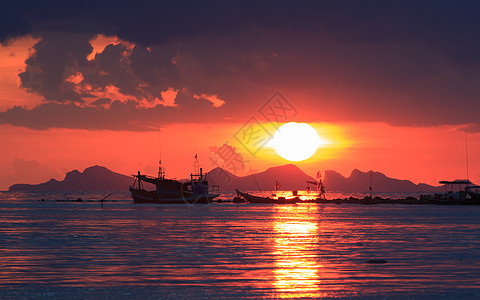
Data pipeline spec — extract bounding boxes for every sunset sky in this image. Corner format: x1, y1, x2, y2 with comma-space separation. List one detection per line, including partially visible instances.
1, 1, 480, 190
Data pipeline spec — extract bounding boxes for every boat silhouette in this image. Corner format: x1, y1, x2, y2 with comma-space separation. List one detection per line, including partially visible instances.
130, 155, 219, 204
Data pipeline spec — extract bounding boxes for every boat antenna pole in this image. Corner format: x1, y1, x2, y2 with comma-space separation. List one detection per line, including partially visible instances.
250, 168, 264, 197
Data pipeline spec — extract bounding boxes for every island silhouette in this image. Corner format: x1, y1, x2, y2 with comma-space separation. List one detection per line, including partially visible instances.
9, 164, 444, 193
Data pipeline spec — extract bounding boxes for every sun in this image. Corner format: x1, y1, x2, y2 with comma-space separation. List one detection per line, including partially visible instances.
272, 122, 321, 161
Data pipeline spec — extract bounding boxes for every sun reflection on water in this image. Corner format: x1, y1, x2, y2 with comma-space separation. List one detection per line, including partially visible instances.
272, 205, 323, 298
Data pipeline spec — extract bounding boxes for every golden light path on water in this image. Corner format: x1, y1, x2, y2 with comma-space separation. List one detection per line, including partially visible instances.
272, 205, 323, 298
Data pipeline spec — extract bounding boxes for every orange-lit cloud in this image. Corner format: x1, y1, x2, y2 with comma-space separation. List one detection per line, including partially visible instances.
87, 34, 122, 61
0, 32, 231, 130
65, 72, 84, 85
160, 88, 178, 107
193, 93, 225, 108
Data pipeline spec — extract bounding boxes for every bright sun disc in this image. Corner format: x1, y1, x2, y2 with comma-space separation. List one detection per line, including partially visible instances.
273, 122, 320, 161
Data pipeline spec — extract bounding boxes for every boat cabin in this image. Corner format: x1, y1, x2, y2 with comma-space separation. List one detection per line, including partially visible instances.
435, 180, 472, 200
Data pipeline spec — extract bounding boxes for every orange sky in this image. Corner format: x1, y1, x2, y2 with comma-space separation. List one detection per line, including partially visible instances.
1, 36, 479, 190
0, 120, 478, 191
0, 37, 42, 110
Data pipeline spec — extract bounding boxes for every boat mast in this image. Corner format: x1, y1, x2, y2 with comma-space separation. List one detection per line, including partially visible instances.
316, 170, 326, 200
158, 130, 165, 179
194, 154, 199, 173
158, 160, 165, 179
193, 154, 200, 175
369, 170, 373, 198
274, 180, 281, 197
465, 131, 469, 186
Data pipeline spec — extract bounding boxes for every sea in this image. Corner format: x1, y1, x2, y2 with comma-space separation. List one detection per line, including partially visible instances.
1, 191, 479, 299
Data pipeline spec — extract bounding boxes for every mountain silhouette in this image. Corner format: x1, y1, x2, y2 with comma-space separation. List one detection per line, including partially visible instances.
9, 165, 133, 191
207, 164, 316, 191
323, 169, 443, 193
209, 165, 443, 193
9, 164, 444, 193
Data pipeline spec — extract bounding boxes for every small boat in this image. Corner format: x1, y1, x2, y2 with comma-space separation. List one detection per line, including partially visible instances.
235, 189, 299, 204
420, 180, 480, 204
235, 173, 327, 204
130, 156, 219, 204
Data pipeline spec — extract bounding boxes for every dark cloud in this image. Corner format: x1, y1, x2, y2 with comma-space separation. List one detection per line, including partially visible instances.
0, 1, 31, 44
76, 2, 480, 44
2, 1, 480, 131
18, 32, 94, 102
6, 1, 480, 56
0, 91, 233, 131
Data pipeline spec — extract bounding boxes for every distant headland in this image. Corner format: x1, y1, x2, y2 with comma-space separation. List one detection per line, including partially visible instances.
8, 166, 132, 192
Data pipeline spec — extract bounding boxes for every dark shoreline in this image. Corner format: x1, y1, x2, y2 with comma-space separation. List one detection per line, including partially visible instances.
16, 193, 480, 206
312, 196, 480, 205
228, 195, 480, 205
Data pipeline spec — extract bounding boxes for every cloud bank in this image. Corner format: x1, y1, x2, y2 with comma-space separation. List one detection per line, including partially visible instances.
1, 1, 480, 131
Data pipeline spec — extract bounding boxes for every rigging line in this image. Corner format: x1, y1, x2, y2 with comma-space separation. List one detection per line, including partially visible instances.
158, 129, 162, 162
250, 168, 264, 197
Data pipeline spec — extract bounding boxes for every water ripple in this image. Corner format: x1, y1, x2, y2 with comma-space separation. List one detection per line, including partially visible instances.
1, 193, 479, 298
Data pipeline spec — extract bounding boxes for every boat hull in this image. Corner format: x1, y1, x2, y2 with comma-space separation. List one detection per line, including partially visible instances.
235, 189, 299, 204
419, 195, 480, 205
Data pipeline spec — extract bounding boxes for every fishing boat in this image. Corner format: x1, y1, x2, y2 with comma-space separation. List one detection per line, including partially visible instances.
130, 156, 219, 204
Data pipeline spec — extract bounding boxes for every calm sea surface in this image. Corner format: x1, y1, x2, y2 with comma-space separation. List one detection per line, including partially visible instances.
1, 191, 479, 299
